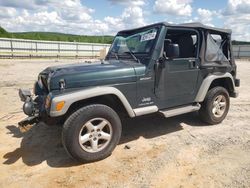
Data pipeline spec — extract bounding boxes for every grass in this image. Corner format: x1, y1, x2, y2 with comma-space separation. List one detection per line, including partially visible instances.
0, 26, 114, 44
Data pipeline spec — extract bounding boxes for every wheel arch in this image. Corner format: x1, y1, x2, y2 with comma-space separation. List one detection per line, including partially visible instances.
65, 94, 131, 119
50, 87, 135, 118
208, 77, 234, 96
195, 73, 235, 102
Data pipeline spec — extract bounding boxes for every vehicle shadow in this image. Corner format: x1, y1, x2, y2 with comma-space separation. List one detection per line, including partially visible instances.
3, 112, 205, 168
120, 112, 205, 144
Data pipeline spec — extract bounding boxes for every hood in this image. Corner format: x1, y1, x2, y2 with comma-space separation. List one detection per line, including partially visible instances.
40, 60, 143, 91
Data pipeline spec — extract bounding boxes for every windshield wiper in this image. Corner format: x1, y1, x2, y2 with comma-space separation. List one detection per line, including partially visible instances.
109, 51, 119, 60
123, 51, 140, 63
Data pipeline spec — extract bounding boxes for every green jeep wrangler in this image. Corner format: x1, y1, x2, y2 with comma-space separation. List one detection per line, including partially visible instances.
18, 22, 240, 162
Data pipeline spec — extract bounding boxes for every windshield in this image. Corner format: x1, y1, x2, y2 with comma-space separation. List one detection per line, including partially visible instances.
107, 27, 158, 62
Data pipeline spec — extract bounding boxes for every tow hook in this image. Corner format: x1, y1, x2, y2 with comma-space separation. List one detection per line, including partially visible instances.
18, 116, 39, 133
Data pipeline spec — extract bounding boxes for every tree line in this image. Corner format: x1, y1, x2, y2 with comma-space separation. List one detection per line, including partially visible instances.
0, 26, 114, 44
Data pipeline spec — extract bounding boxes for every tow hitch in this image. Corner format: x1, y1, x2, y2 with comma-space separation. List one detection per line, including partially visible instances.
18, 115, 39, 133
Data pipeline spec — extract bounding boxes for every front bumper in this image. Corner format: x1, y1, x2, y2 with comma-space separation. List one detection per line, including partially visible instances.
18, 88, 63, 131
18, 89, 41, 132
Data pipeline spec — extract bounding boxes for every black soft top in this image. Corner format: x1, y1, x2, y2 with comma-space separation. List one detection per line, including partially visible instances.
119, 22, 232, 34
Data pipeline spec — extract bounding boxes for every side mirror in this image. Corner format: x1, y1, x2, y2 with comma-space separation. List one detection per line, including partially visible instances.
166, 43, 179, 59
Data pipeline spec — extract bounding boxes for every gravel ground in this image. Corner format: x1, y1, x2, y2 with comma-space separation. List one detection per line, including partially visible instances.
0, 59, 249, 188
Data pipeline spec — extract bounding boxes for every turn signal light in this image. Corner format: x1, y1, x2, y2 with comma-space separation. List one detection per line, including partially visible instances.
56, 101, 65, 111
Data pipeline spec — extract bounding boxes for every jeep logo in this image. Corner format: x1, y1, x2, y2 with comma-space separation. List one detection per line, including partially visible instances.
142, 97, 152, 102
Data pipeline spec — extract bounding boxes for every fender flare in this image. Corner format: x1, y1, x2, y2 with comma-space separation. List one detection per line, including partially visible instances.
50, 86, 136, 117
195, 72, 235, 102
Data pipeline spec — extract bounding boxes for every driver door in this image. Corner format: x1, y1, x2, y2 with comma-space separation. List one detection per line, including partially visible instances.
155, 28, 200, 109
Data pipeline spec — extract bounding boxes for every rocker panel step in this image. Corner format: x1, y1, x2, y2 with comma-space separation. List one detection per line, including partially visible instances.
160, 104, 201, 118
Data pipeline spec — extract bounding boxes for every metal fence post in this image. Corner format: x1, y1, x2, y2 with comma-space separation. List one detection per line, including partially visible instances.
76, 42, 78, 58
30, 41, 32, 58
238, 46, 241, 59
92, 44, 94, 59
58, 43, 60, 59
35, 41, 38, 57
10, 39, 13, 58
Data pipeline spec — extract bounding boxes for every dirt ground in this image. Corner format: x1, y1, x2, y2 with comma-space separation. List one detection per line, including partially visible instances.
0, 59, 249, 188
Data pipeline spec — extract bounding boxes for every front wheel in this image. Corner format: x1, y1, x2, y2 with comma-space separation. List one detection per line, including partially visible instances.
199, 86, 230, 125
62, 104, 122, 162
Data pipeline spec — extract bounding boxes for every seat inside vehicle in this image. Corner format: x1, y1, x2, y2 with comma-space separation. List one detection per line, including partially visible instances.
165, 29, 198, 58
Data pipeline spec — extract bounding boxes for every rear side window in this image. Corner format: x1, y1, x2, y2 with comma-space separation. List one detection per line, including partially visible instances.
205, 33, 229, 64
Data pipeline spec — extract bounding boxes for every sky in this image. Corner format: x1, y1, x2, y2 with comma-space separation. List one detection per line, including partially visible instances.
0, 0, 249, 41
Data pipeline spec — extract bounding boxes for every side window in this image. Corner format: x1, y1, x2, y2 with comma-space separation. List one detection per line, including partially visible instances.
205, 33, 229, 63
164, 29, 198, 59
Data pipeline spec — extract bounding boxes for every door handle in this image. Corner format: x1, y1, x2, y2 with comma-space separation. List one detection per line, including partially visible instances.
189, 60, 196, 69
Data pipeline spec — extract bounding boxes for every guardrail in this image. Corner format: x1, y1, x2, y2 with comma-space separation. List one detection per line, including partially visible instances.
0, 38, 110, 58
0, 37, 249, 59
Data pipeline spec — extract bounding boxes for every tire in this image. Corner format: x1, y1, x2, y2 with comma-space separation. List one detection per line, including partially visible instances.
199, 86, 230, 125
62, 104, 122, 163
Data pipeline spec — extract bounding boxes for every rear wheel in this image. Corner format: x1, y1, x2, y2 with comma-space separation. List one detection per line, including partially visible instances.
199, 86, 230, 125
62, 104, 122, 162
